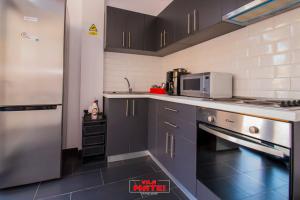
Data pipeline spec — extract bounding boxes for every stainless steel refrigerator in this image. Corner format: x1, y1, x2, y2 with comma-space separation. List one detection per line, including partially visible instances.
0, 0, 66, 189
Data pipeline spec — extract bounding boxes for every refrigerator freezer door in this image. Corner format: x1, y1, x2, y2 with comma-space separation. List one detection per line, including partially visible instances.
0, 106, 62, 189
0, 0, 65, 106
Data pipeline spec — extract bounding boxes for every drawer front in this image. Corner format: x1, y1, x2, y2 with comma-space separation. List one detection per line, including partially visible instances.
83, 124, 106, 136
159, 113, 197, 143
83, 135, 105, 146
82, 145, 105, 157
158, 100, 196, 123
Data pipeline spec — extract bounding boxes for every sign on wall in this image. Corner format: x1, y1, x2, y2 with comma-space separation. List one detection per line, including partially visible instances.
88, 24, 98, 36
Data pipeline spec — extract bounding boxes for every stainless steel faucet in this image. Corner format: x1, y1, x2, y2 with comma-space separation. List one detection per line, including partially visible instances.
124, 77, 132, 93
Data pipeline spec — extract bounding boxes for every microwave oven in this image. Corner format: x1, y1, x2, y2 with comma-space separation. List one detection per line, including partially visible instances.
180, 72, 232, 98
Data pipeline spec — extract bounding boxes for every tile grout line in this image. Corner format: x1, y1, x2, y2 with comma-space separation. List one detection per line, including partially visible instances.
32, 182, 41, 200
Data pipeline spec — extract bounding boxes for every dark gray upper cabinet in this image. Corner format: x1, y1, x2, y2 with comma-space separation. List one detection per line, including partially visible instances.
221, 0, 253, 15
127, 11, 145, 50
104, 98, 148, 156
106, 0, 255, 56
106, 7, 127, 49
144, 15, 157, 51
106, 7, 145, 51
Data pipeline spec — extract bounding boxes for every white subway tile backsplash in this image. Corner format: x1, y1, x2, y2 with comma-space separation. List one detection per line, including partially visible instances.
275, 65, 300, 78
104, 8, 300, 98
260, 53, 291, 66
272, 78, 291, 90
261, 26, 291, 43
292, 50, 300, 63
291, 78, 300, 90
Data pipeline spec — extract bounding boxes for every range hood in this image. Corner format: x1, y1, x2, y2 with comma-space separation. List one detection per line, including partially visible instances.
223, 0, 300, 26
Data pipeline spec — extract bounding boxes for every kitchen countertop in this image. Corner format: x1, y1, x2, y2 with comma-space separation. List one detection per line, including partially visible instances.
103, 93, 300, 122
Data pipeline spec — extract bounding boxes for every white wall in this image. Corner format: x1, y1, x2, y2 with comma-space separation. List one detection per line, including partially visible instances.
162, 8, 300, 99
64, 0, 82, 149
64, 0, 105, 149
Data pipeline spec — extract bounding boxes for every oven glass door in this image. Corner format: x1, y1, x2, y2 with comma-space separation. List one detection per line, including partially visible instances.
197, 122, 290, 200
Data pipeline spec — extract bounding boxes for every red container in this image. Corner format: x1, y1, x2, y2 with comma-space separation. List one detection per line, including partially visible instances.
149, 88, 166, 94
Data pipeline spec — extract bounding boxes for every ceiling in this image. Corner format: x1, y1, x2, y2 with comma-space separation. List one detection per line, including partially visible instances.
106, 0, 173, 16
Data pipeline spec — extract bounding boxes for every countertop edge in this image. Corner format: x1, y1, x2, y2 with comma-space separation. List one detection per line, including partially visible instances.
103, 94, 300, 122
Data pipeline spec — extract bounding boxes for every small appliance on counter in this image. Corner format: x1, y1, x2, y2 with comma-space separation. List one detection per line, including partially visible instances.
166, 68, 189, 96
180, 72, 232, 98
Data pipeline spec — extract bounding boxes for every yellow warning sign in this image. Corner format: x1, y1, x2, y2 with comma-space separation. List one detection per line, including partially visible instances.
88, 24, 98, 36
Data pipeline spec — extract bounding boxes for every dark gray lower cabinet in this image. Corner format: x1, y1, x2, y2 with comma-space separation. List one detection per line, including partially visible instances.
104, 98, 148, 156
148, 99, 158, 156
155, 100, 197, 195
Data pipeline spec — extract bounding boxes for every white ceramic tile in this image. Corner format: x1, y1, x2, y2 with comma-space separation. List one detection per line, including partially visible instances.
291, 78, 300, 91
275, 39, 291, 53
250, 66, 275, 79
275, 65, 300, 78
272, 78, 291, 90
260, 53, 291, 66
261, 26, 291, 43
292, 50, 300, 64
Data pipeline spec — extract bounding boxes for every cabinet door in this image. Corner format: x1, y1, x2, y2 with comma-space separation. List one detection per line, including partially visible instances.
173, 135, 197, 194
127, 12, 145, 50
195, 0, 221, 31
106, 7, 127, 49
144, 15, 157, 51
105, 98, 131, 156
172, 0, 190, 42
158, 3, 175, 48
130, 99, 148, 152
156, 116, 173, 170
148, 100, 158, 156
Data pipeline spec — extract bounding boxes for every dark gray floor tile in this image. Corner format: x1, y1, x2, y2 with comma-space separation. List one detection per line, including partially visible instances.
36, 171, 103, 199
37, 193, 70, 200
105, 160, 125, 168
244, 168, 288, 190
172, 188, 189, 200
0, 183, 39, 200
143, 192, 180, 200
202, 178, 250, 200
71, 179, 141, 200
197, 162, 241, 181
242, 191, 288, 200
101, 162, 154, 184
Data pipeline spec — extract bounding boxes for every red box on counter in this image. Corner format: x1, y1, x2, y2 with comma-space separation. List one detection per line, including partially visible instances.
149, 88, 166, 94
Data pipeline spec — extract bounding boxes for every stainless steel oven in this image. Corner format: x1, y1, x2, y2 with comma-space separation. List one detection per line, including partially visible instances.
196, 107, 291, 200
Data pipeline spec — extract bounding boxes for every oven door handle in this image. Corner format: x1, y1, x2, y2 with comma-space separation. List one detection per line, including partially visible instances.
198, 124, 287, 158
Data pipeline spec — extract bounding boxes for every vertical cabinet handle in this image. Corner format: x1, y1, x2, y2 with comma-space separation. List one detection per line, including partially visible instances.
128, 32, 131, 49
160, 32, 163, 48
187, 13, 190, 34
132, 100, 135, 117
122, 32, 125, 47
165, 132, 169, 154
193, 9, 197, 32
126, 99, 129, 117
170, 134, 175, 159
163, 30, 166, 46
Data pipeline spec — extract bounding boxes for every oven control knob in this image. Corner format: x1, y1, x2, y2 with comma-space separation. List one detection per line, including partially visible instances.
207, 116, 215, 123
249, 126, 259, 134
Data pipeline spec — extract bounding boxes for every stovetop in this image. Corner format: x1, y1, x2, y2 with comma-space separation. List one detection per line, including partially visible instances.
210, 97, 300, 110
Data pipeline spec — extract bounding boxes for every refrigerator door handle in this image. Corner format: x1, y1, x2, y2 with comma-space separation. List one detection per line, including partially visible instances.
0, 105, 59, 112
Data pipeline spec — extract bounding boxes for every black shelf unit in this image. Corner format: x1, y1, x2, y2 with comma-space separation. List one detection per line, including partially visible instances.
82, 114, 107, 163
